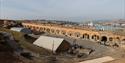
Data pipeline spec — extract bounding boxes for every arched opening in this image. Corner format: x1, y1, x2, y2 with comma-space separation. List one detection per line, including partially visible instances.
83, 35, 84, 39
35, 27, 39, 31
56, 30, 60, 34
101, 36, 107, 42
69, 33, 72, 36
40, 27, 43, 31
68, 33, 72, 36
36, 27, 39, 29
92, 35, 96, 39
121, 39, 125, 45
61, 31, 66, 35
74, 32, 80, 37
27, 25, 29, 27
67, 31, 73, 37
83, 33, 89, 39
92, 36, 94, 39
91, 35, 99, 41
32, 26, 36, 30
122, 39, 125, 43
115, 37, 120, 43
29, 26, 32, 29
109, 37, 113, 41
116, 37, 120, 39
37, 27, 40, 31
97, 36, 99, 40
122, 39, 125, 41
46, 28, 50, 33
51, 29, 55, 33
43, 28, 46, 31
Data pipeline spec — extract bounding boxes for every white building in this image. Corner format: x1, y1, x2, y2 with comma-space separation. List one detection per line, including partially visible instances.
88, 22, 94, 26
10, 27, 32, 34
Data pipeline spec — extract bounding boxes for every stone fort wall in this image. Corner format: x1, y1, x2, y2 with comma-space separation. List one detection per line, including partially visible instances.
22, 22, 125, 46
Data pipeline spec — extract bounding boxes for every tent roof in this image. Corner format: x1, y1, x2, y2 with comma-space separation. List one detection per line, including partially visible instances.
33, 36, 64, 52
10, 27, 24, 32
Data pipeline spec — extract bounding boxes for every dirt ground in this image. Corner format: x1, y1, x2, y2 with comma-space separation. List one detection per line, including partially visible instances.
43, 34, 125, 63
105, 58, 125, 63
0, 30, 125, 63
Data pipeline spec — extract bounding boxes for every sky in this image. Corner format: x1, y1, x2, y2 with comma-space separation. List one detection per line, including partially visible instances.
0, 0, 125, 22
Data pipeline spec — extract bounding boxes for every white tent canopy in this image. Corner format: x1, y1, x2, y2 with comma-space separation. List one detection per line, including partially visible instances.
33, 36, 69, 52
10, 27, 32, 34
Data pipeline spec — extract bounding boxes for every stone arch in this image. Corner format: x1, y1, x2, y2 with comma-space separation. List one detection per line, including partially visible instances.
91, 35, 99, 41
67, 31, 73, 37
28, 25, 30, 27
43, 28, 46, 32
27, 25, 31, 29
36, 27, 39, 29
25, 25, 27, 27
83, 33, 89, 39
101, 36, 107, 42
51, 29, 55, 33
40, 27, 44, 31
115, 37, 121, 44
32, 26, 36, 30
27, 25, 30, 28
74, 32, 80, 37
29, 26, 31, 28
123, 39, 125, 40
61, 30, 66, 35
109, 37, 113, 42
36, 27, 40, 31
46, 28, 50, 33
116, 37, 120, 41
43, 28, 46, 31
121, 39, 125, 45
56, 30, 60, 34
30, 26, 32, 28
92, 35, 94, 39
29, 26, 32, 28
96, 35, 99, 40
30, 25, 32, 28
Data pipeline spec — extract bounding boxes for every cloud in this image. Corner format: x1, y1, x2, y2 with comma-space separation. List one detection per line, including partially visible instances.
0, 0, 124, 21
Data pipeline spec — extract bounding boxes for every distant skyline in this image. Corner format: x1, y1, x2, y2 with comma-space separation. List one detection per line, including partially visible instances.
0, 0, 125, 22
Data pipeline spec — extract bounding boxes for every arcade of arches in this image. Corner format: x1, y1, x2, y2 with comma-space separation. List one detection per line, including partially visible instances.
22, 22, 125, 45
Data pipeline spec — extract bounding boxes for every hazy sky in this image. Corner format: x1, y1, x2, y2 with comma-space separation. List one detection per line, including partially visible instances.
0, 0, 125, 21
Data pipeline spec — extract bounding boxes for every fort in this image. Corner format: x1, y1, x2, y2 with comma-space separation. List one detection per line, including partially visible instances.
22, 22, 125, 46
0, 19, 125, 63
